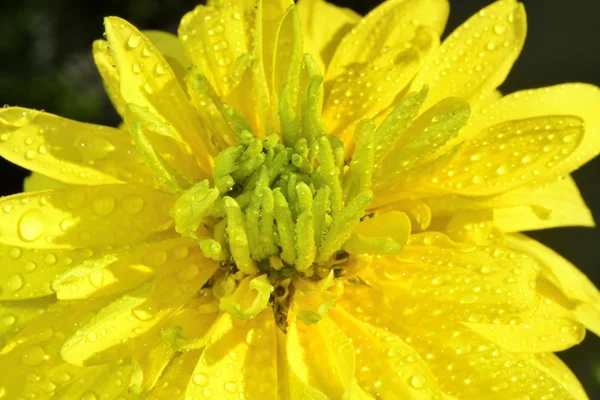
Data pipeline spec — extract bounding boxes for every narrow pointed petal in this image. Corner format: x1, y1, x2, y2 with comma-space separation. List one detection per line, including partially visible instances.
339, 284, 589, 399
297, 0, 360, 72
0, 297, 54, 350
0, 297, 112, 399
361, 232, 539, 324
506, 234, 600, 336
93, 39, 126, 116
57, 362, 137, 400
184, 309, 278, 399
59, 252, 218, 366
286, 312, 355, 398
412, 0, 526, 110
466, 83, 600, 175
327, 0, 449, 81
51, 238, 197, 300
147, 350, 201, 399
104, 17, 215, 171
0, 185, 173, 249
330, 307, 441, 399
0, 108, 155, 186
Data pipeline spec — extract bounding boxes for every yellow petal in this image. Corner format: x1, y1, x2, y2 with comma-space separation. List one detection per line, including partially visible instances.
178, 2, 251, 97
147, 350, 201, 400
362, 232, 539, 324
491, 176, 594, 232
330, 307, 441, 399
339, 284, 588, 399
343, 211, 411, 255
0, 185, 173, 249
0, 107, 155, 186
411, 0, 526, 110
297, 0, 360, 72
0, 297, 54, 350
506, 234, 600, 336
428, 115, 584, 196
51, 237, 196, 300
143, 30, 191, 89
529, 353, 589, 400
323, 46, 421, 151
463, 295, 585, 353
0, 297, 112, 399
92, 39, 126, 116
0, 244, 125, 300
23, 172, 67, 192
286, 311, 354, 398
184, 309, 278, 399
56, 362, 137, 400
327, 0, 449, 81
59, 252, 218, 366
467, 83, 600, 175
129, 330, 175, 393
104, 17, 214, 171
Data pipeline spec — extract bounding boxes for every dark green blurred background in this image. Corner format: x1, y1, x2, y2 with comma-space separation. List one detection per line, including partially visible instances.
0, 0, 599, 397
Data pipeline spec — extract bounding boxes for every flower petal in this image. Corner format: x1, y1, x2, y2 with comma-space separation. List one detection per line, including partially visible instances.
184, 309, 278, 399
330, 307, 441, 399
361, 232, 539, 324
0, 297, 112, 399
0, 185, 173, 249
0, 297, 54, 350
427, 115, 584, 196
463, 295, 585, 353
297, 0, 360, 72
93, 39, 126, 116
466, 83, 600, 176
178, 2, 252, 97
411, 0, 526, 110
59, 252, 218, 366
51, 237, 197, 300
0, 244, 124, 300
147, 350, 201, 400
0, 108, 154, 186
56, 361, 137, 399
23, 172, 67, 192
286, 312, 355, 398
506, 234, 600, 336
104, 17, 215, 171
143, 30, 191, 89
327, 0, 449, 81
340, 284, 588, 399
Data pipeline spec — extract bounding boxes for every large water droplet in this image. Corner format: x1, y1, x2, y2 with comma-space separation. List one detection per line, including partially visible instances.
21, 346, 45, 366
409, 374, 427, 390
89, 270, 105, 288
75, 134, 115, 160
193, 373, 209, 386
127, 34, 142, 49
122, 195, 144, 215
81, 391, 98, 400
18, 208, 44, 242
92, 194, 116, 216
7, 273, 24, 292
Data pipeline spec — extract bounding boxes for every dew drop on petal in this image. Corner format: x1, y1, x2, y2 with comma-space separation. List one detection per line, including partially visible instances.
18, 208, 44, 241
409, 374, 427, 390
21, 346, 45, 366
81, 391, 98, 400
127, 34, 141, 49
7, 273, 24, 292
92, 194, 116, 216
75, 134, 115, 160
1, 315, 16, 326
193, 373, 208, 386
122, 195, 144, 215
89, 270, 105, 288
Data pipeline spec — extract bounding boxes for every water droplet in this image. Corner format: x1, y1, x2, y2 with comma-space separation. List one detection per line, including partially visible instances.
409, 374, 427, 390
8, 247, 21, 259
202, 388, 213, 398
193, 373, 209, 386
44, 253, 57, 265
143, 83, 154, 94
18, 208, 44, 241
89, 270, 105, 288
21, 346, 45, 366
132, 306, 154, 321
122, 195, 144, 215
177, 264, 199, 282
25, 150, 37, 160
66, 191, 86, 209
494, 24, 507, 35
92, 194, 116, 216
24, 261, 37, 272
60, 218, 76, 232
486, 41, 497, 51
127, 34, 141, 49
224, 381, 238, 393
7, 273, 24, 292
245, 328, 264, 346
132, 63, 141, 74
1, 315, 16, 326
0, 386, 6, 398
155, 63, 166, 75
172, 245, 189, 260
75, 134, 115, 160
81, 391, 98, 400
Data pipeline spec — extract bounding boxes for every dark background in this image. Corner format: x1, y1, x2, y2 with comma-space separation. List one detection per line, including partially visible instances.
0, 0, 599, 396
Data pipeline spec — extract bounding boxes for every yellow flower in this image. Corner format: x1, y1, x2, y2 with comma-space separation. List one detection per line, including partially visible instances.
0, 0, 599, 398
